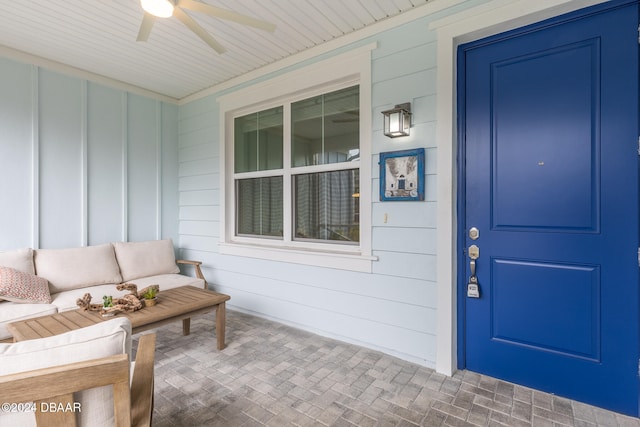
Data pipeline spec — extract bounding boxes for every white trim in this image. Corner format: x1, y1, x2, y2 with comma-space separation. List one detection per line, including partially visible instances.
218, 43, 376, 110
80, 80, 88, 246
155, 101, 163, 240
282, 103, 293, 243
0, 44, 178, 104
230, 305, 432, 367
218, 46, 374, 273
121, 93, 129, 242
219, 243, 377, 273
432, 0, 609, 376
31, 65, 39, 249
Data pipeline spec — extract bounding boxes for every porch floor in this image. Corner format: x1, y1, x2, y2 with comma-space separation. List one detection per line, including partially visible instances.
136, 310, 640, 427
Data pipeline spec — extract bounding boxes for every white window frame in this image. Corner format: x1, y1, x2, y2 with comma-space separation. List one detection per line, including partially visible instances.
218, 45, 375, 272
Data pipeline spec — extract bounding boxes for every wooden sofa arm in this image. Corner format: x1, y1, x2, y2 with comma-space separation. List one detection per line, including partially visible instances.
0, 353, 132, 426
176, 259, 207, 288
131, 333, 156, 427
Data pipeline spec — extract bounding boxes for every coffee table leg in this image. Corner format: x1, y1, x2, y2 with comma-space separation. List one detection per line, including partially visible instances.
183, 318, 190, 335
216, 302, 226, 350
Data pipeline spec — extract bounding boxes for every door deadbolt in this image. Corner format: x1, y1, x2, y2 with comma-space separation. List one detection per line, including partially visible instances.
469, 227, 479, 240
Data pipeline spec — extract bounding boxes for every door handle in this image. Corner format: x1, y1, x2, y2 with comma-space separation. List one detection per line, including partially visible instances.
468, 244, 479, 276
467, 245, 480, 298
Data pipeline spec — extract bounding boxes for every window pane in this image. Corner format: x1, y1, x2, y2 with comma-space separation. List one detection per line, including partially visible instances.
237, 177, 283, 237
292, 86, 359, 167
294, 169, 359, 243
235, 107, 283, 173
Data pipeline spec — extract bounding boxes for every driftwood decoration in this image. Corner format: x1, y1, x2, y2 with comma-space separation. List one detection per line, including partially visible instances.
76, 283, 159, 316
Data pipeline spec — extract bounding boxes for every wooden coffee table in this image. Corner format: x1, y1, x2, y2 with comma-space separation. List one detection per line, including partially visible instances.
7, 286, 231, 350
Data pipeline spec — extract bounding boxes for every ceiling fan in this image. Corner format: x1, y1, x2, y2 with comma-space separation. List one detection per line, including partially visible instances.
136, 0, 276, 54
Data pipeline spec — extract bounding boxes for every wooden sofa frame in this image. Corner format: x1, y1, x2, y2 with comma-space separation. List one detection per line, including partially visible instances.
0, 333, 156, 427
176, 259, 207, 287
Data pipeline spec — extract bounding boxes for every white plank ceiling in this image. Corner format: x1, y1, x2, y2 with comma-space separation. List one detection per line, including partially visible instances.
0, 0, 432, 101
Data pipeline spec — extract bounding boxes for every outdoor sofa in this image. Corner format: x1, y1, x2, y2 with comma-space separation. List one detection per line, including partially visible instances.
0, 239, 205, 342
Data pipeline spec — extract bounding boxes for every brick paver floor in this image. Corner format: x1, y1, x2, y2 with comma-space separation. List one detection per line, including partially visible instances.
134, 310, 640, 426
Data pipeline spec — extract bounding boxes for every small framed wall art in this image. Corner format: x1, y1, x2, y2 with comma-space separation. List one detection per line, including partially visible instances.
379, 148, 425, 201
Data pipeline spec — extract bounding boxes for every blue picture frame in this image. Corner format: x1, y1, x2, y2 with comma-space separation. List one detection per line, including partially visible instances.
379, 148, 425, 201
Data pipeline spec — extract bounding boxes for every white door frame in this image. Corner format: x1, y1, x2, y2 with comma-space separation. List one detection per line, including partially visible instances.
432, 0, 609, 376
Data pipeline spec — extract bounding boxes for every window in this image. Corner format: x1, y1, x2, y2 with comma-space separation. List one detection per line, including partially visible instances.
219, 46, 374, 272
233, 86, 360, 245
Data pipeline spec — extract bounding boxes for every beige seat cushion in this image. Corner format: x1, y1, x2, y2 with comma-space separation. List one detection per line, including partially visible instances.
112, 239, 180, 282
34, 244, 123, 294
0, 317, 132, 427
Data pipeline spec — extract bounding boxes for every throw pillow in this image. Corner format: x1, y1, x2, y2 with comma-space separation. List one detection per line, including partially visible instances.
0, 266, 51, 304
0, 248, 35, 274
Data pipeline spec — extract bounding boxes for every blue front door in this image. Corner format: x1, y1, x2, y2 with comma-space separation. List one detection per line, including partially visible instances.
459, 0, 639, 415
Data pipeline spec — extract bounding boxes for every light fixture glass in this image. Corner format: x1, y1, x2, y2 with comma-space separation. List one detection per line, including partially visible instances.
382, 103, 412, 138
141, 0, 174, 18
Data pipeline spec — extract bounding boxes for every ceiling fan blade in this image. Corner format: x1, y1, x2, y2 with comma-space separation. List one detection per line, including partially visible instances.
136, 12, 156, 42
173, 7, 226, 54
178, 0, 276, 32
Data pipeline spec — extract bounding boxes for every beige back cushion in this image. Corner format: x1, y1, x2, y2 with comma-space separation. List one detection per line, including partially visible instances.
34, 244, 123, 294
0, 317, 132, 427
0, 248, 35, 274
112, 239, 180, 282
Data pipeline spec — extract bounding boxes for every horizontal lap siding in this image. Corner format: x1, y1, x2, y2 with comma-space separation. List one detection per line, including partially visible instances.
178, 96, 221, 268
178, 14, 442, 367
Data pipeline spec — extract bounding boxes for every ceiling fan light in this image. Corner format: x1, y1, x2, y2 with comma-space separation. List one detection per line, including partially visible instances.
141, 0, 174, 18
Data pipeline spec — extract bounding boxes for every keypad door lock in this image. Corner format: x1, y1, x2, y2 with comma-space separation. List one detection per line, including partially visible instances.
467, 276, 480, 298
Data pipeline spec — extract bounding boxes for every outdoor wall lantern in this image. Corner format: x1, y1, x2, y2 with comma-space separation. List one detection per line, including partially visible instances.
382, 102, 411, 138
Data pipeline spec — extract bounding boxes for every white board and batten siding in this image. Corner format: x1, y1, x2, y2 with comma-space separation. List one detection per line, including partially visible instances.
0, 58, 179, 251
